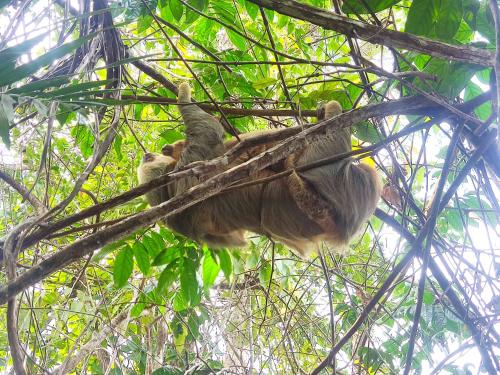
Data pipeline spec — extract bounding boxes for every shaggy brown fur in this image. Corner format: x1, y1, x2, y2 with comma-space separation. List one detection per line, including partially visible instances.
137, 83, 382, 255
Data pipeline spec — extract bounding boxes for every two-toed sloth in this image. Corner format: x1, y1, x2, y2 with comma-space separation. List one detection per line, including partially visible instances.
137, 83, 382, 255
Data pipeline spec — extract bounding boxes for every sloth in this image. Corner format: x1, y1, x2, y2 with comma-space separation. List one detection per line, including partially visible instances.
137, 83, 382, 255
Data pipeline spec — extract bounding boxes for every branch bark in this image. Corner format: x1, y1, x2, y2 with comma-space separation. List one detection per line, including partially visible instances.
0, 92, 495, 264
0, 96, 455, 305
248, 0, 495, 67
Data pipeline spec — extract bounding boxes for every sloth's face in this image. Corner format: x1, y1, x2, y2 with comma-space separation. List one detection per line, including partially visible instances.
140, 152, 177, 174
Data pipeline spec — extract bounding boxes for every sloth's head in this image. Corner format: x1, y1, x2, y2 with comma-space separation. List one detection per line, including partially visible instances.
138, 152, 177, 185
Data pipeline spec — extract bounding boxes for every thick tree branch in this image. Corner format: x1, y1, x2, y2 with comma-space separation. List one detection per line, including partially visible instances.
248, 0, 495, 67
0, 96, 461, 304
0, 93, 494, 263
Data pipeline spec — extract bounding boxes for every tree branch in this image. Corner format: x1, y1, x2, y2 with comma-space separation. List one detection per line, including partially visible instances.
0, 170, 47, 214
248, 0, 495, 67
0, 93, 494, 263
0, 95, 458, 305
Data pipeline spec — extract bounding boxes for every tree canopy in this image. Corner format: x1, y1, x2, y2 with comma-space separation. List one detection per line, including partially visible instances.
0, 0, 499, 374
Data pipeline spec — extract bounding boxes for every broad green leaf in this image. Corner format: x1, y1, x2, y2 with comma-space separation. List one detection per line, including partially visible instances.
435, 0, 463, 40
171, 319, 188, 353
226, 28, 246, 51
150, 230, 168, 249
113, 246, 134, 288
93, 240, 126, 263
137, 15, 153, 33
405, 0, 437, 37
259, 261, 272, 286
142, 234, 162, 258
0, 94, 15, 147
36, 80, 114, 98
0, 104, 10, 147
169, 0, 184, 21
130, 301, 146, 317
423, 290, 435, 305
419, 60, 480, 98
180, 256, 200, 307
159, 0, 174, 21
277, 14, 289, 29
113, 134, 123, 160
202, 251, 220, 289
454, 19, 474, 43
157, 261, 179, 294
152, 367, 183, 375
71, 124, 95, 159
212, 1, 236, 24
244, 0, 259, 19
133, 242, 150, 275
216, 249, 232, 281
185, 0, 207, 24
263, 8, 274, 22
478, 6, 495, 42
353, 121, 382, 143
173, 290, 189, 311
252, 77, 277, 90
342, 0, 401, 14
153, 246, 181, 266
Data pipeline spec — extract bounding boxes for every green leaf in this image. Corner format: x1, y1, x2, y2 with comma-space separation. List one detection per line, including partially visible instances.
130, 301, 146, 317
259, 261, 272, 286
216, 249, 232, 281
342, 0, 401, 14
159, 0, 174, 21
169, 0, 184, 21
352, 121, 382, 143
71, 124, 95, 159
405, 0, 438, 37
137, 15, 153, 33
471, 3, 495, 42
252, 77, 277, 90
153, 246, 181, 266
0, 94, 15, 147
171, 318, 188, 353
435, 0, 463, 40
0, 35, 44, 73
212, 1, 236, 24
185, 0, 207, 24
133, 242, 150, 275
202, 251, 220, 289
423, 291, 435, 305
113, 134, 123, 160
180, 256, 201, 307
152, 367, 183, 375
157, 261, 179, 294
173, 290, 189, 311
34, 80, 114, 99
244, 0, 259, 19
113, 246, 134, 288
7, 77, 69, 95
419, 60, 480, 98
226, 28, 246, 51
0, 33, 97, 87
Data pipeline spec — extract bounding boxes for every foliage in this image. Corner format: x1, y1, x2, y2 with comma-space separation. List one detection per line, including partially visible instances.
0, 0, 498, 374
